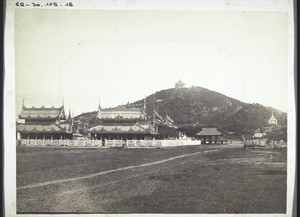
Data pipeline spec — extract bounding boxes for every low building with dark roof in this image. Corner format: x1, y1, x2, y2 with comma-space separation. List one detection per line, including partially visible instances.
196, 128, 224, 144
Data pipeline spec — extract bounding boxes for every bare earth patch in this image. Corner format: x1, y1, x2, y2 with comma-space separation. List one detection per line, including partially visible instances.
17, 144, 286, 214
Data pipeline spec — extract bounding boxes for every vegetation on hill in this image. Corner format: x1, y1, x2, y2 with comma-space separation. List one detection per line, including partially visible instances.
262, 127, 287, 142
75, 86, 287, 137
132, 87, 287, 135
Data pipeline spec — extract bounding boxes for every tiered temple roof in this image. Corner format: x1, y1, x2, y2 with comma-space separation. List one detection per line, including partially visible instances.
88, 123, 156, 135
17, 124, 72, 133
19, 105, 66, 120
17, 104, 72, 137
90, 101, 156, 138
97, 108, 145, 120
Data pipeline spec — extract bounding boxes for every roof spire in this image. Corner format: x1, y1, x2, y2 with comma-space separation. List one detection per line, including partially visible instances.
22, 97, 25, 108
98, 96, 101, 110
143, 97, 146, 110
68, 108, 72, 120
143, 97, 147, 120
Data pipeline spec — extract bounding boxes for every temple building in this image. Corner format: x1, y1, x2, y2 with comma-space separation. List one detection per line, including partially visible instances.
88, 99, 158, 141
16, 100, 73, 140
175, 79, 185, 88
268, 111, 278, 125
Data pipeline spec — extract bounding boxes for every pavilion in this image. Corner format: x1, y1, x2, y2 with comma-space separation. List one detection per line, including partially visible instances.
196, 128, 223, 144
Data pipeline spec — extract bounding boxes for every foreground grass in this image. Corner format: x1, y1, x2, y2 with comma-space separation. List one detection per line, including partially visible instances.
17, 145, 214, 187
17, 144, 286, 213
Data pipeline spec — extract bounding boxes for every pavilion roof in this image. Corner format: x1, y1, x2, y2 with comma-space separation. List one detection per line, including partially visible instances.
88, 123, 156, 135
97, 108, 145, 120
19, 105, 65, 120
196, 128, 222, 136
16, 123, 72, 133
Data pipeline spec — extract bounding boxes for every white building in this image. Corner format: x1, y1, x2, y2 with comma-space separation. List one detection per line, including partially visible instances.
268, 112, 278, 125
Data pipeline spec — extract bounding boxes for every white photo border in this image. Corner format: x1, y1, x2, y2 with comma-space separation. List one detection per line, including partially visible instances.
4, 0, 295, 217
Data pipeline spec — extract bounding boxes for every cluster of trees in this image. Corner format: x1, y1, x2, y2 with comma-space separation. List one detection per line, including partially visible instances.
262, 126, 287, 142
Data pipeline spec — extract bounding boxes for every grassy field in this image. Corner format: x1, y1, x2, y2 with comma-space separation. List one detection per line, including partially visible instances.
17, 144, 287, 214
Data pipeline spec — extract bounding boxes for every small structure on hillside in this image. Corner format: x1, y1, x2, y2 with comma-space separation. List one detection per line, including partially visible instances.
268, 111, 278, 125
253, 128, 266, 139
196, 128, 224, 144
175, 79, 185, 88
253, 132, 266, 139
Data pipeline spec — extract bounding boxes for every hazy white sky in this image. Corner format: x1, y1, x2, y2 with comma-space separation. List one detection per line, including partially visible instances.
15, 9, 288, 116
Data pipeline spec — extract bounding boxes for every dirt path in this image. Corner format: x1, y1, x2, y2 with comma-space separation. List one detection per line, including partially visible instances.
18, 148, 219, 190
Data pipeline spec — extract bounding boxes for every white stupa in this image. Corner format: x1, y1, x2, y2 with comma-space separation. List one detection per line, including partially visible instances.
268, 111, 278, 125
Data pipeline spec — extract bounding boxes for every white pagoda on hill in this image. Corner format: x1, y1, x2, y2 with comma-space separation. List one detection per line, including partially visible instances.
268, 111, 278, 125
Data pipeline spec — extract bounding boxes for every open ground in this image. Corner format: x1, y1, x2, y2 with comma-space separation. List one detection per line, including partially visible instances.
17, 143, 286, 214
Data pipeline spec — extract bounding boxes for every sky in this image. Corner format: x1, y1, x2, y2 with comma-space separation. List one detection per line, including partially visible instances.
15, 9, 288, 117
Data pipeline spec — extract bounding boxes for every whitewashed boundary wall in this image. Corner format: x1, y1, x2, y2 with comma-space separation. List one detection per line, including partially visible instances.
125, 139, 201, 148
19, 139, 103, 147
18, 139, 201, 148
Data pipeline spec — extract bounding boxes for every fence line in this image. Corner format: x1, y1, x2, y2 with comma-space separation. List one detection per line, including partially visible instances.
18, 138, 286, 148
17, 139, 201, 148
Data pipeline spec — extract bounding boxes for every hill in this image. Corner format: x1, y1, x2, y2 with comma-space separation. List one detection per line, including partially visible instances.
132, 87, 286, 135
75, 86, 287, 137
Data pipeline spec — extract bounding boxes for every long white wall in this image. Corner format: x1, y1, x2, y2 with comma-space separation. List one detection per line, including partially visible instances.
17, 139, 201, 148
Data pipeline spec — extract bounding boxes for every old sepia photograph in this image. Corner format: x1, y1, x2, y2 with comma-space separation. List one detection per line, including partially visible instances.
4, 0, 295, 216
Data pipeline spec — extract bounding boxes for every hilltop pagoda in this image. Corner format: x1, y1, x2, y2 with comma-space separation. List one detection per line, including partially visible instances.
175, 79, 185, 88
16, 100, 73, 140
